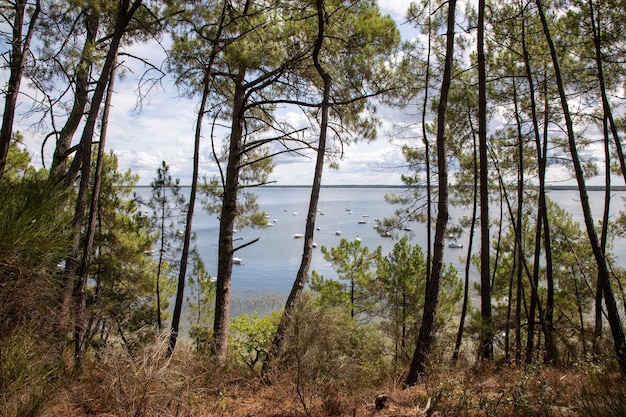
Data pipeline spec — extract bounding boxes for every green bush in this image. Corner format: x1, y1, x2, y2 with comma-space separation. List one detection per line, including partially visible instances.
230, 311, 280, 370
0, 330, 58, 417
279, 294, 388, 416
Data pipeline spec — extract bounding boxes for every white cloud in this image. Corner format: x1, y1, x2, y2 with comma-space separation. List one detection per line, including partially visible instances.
5, 0, 610, 190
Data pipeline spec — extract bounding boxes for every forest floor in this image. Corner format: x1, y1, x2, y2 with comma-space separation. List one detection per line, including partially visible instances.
40, 356, 624, 417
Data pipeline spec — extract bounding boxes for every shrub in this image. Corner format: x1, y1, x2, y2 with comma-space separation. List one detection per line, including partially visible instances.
0, 330, 59, 417
278, 294, 388, 416
70, 335, 208, 417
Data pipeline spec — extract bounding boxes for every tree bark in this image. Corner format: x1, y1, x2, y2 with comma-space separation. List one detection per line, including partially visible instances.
477, 0, 493, 361
263, 0, 331, 374
60, 0, 144, 366
535, 0, 626, 373
213, 66, 247, 364
405, 0, 456, 387
452, 120, 478, 364
50, 9, 99, 181
587, 0, 626, 185
0, 0, 40, 182
168, 0, 227, 356
75, 57, 117, 366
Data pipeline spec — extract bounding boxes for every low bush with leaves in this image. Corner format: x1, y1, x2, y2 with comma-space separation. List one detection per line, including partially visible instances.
277, 294, 387, 416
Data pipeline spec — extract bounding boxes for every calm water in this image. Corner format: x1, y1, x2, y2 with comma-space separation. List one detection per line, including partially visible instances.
135, 186, 626, 314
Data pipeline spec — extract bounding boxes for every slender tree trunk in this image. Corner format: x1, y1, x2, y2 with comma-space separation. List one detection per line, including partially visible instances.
535, 0, 626, 373
477, 0, 493, 362
593, 117, 612, 358
521, 10, 559, 365
264, 0, 331, 373
168, 68, 207, 355
588, 0, 626, 185
75, 58, 117, 366
573, 268, 588, 357
50, 10, 99, 181
63, 0, 143, 188
422, 7, 433, 281
405, 0, 456, 387
489, 146, 556, 366
213, 67, 247, 364
513, 79, 524, 364
169, 1, 227, 356
156, 186, 166, 331
0, 0, 40, 182
527, 215, 540, 364
61, 0, 144, 359
452, 121, 478, 364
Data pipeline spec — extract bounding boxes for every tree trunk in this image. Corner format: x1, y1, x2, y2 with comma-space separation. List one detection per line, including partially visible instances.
587, 0, 626, 185
512, 79, 524, 364
405, 0, 456, 387
75, 58, 117, 366
477, 0, 493, 362
168, 0, 227, 356
50, 9, 99, 181
521, 9, 559, 365
535, 0, 626, 373
167, 70, 205, 354
60, 0, 144, 365
422, 7, 433, 282
452, 121, 478, 364
156, 187, 166, 331
263, 0, 331, 374
213, 66, 247, 364
0, 0, 40, 182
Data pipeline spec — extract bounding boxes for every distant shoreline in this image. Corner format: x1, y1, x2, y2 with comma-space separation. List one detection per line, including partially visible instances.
133, 184, 626, 191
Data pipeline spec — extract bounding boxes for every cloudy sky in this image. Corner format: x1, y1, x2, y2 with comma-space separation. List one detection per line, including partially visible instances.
9, 0, 607, 187
76, 1, 419, 186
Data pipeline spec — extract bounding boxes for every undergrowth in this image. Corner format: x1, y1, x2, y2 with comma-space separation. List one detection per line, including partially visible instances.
27, 340, 625, 417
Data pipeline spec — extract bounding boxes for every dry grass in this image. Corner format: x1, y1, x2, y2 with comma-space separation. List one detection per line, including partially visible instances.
37, 343, 626, 417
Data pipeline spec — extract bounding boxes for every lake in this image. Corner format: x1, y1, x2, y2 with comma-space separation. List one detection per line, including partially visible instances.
134, 186, 626, 315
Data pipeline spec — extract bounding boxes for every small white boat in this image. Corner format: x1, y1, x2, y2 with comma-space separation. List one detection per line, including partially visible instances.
233, 257, 243, 264
448, 242, 463, 249
335, 231, 342, 235
293, 233, 304, 239
312, 242, 318, 248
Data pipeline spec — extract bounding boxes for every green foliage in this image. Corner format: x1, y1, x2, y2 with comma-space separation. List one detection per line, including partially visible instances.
84, 152, 160, 354
2, 134, 42, 181
579, 364, 626, 417
0, 147, 72, 337
312, 238, 383, 318
280, 294, 387, 415
0, 143, 68, 415
309, 270, 350, 308
187, 251, 216, 354
379, 238, 461, 365
0, 330, 57, 417
312, 237, 461, 366
230, 311, 281, 369
200, 177, 271, 230
144, 161, 187, 329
